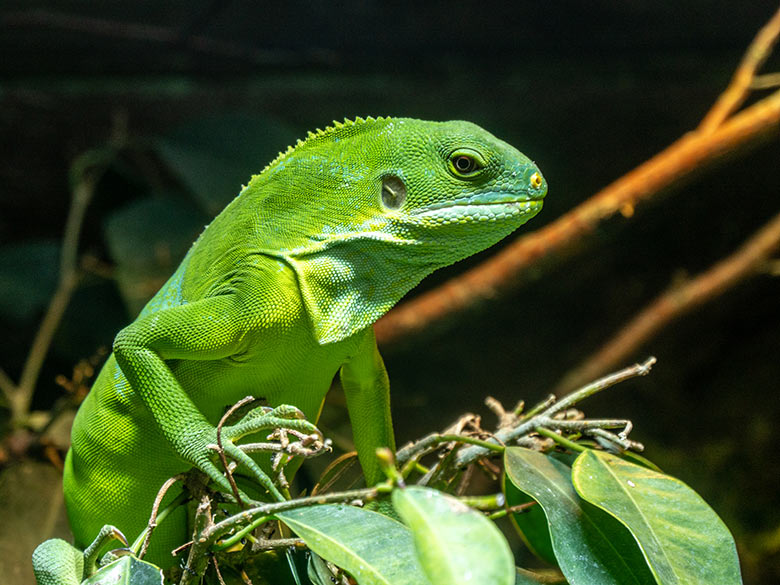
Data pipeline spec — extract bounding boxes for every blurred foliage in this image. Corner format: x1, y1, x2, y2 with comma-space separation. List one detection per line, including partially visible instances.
0, 242, 60, 323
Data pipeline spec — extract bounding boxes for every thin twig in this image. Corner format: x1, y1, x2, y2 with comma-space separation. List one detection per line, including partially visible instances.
520, 395, 557, 420
179, 495, 214, 585
488, 501, 537, 520
138, 474, 186, 559
6, 175, 96, 424
251, 537, 306, 552
374, 8, 780, 345
451, 357, 656, 467
171, 540, 194, 557
555, 209, 780, 393
548, 357, 656, 416
533, 417, 631, 432
437, 434, 505, 452
215, 396, 257, 509
311, 452, 360, 496
588, 428, 644, 452
205, 485, 386, 546
698, 6, 780, 133
213, 555, 228, 585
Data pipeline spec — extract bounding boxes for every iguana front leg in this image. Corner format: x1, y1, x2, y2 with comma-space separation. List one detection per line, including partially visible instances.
339, 329, 395, 486
112, 294, 316, 501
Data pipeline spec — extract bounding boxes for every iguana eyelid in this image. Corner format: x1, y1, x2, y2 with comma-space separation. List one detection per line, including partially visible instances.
447, 148, 487, 178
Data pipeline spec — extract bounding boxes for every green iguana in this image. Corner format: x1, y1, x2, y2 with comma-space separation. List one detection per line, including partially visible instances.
32, 116, 546, 583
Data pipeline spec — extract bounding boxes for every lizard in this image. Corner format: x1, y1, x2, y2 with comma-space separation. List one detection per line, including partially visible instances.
33, 116, 547, 581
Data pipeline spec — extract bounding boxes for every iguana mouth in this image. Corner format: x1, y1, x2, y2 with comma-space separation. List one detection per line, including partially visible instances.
413, 194, 543, 218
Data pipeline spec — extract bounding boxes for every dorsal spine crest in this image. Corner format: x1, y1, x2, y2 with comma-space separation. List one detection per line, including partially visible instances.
259, 116, 390, 175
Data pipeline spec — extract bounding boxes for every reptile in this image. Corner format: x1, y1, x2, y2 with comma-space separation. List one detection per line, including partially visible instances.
32, 116, 546, 583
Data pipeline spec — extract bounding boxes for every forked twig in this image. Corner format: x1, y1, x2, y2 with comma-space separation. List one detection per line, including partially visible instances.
698, 6, 780, 133
138, 474, 187, 559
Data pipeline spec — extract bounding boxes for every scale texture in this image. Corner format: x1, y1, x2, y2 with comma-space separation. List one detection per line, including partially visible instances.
58, 116, 547, 568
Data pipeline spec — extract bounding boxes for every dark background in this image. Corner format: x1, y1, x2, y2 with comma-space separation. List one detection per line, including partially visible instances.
1, 2, 779, 583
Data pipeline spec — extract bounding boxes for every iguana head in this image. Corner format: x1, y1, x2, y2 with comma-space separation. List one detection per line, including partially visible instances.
251, 117, 547, 343
377, 118, 546, 262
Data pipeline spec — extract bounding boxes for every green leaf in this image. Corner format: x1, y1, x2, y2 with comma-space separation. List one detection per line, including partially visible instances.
307, 552, 337, 585
392, 486, 514, 585
504, 447, 656, 585
276, 504, 433, 585
157, 114, 297, 214
81, 554, 163, 585
572, 450, 743, 585
504, 475, 557, 565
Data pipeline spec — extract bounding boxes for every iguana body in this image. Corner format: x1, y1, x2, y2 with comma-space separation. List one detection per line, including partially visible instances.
57, 117, 546, 570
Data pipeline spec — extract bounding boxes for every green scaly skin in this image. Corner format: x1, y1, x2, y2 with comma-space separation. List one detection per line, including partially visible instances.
35, 117, 547, 580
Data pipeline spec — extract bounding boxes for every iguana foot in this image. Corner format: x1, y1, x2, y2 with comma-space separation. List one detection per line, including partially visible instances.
194, 403, 323, 503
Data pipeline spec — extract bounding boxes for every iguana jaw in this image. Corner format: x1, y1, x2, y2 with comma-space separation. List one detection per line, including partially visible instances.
411, 195, 543, 222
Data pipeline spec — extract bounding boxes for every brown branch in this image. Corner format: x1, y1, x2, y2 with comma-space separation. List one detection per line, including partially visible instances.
752, 72, 780, 90
554, 209, 780, 394
374, 88, 780, 344
698, 6, 780, 134
139, 474, 186, 560
374, 8, 780, 346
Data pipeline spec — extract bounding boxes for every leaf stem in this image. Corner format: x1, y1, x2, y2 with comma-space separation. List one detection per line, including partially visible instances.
535, 427, 586, 453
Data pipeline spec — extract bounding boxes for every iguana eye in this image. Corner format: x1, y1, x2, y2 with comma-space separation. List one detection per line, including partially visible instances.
381, 175, 407, 210
448, 149, 486, 178
456, 156, 476, 173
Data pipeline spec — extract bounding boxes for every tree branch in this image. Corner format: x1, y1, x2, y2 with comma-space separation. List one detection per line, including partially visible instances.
698, 6, 780, 133
554, 209, 780, 394
374, 8, 780, 345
